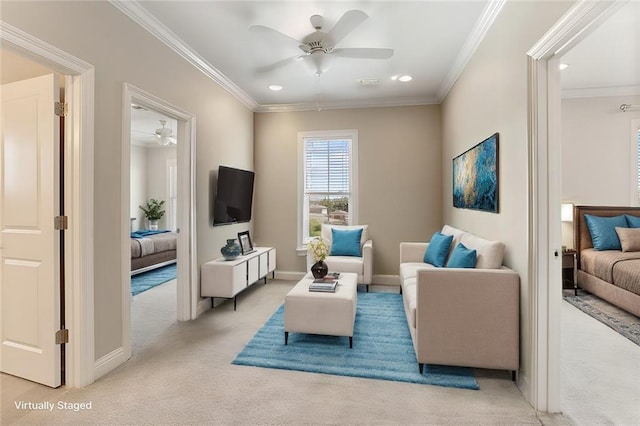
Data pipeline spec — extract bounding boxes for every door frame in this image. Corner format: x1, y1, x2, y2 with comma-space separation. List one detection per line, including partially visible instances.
526, 0, 627, 412
1, 21, 96, 387
121, 84, 197, 353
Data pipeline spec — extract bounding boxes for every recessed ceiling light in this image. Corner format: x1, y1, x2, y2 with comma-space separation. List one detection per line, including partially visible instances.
390, 75, 399, 81
358, 78, 379, 86
398, 75, 413, 82
268, 84, 283, 91
559, 63, 570, 70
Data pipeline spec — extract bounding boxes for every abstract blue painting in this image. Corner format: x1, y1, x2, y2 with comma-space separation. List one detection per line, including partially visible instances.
453, 133, 499, 213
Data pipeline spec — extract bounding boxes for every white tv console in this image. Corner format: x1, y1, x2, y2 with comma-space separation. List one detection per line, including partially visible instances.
201, 247, 276, 310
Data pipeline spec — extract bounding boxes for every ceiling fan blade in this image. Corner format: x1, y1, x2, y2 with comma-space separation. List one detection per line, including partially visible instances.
327, 10, 368, 45
332, 48, 394, 59
249, 25, 303, 47
257, 55, 304, 73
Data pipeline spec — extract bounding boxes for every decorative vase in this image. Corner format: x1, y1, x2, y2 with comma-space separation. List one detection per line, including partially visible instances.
221, 238, 241, 260
148, 219, 159, 231
311, 260, 328, 279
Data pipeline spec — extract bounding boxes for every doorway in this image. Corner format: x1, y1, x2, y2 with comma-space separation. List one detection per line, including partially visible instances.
121, 83, 197, 362
129, 106, 179, 343
527, 0, 630, 414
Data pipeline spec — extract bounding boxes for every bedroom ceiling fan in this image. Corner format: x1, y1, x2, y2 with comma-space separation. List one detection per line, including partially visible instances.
155, 120, 176, 145
250, 9, 394, 77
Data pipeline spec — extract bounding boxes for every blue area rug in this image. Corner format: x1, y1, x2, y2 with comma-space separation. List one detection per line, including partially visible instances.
131, 264, 176, 296
232, 292, 479, 390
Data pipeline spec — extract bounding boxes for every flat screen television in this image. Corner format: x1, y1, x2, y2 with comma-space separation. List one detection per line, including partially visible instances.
212, 165, 255, 226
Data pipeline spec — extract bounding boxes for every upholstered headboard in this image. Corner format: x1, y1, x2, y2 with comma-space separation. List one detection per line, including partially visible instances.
574, 206, 640, 263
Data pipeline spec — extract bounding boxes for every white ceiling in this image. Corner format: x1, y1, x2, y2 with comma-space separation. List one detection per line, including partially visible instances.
130, 105, 177, 147
114, 0, 639, 116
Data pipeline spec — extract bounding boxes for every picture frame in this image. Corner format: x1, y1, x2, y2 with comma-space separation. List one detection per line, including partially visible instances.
238, 230, 254, 255
452, 133, 499, 213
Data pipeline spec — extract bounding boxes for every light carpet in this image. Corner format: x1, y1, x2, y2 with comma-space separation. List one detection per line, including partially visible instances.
233, 292, 479, 390
563, 289, 640, 346
131, 263, 176, 296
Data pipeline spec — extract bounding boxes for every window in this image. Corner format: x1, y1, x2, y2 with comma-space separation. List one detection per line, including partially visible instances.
298, 130, 358, 247
633, 120, 640, 206
637, 127, 640, 204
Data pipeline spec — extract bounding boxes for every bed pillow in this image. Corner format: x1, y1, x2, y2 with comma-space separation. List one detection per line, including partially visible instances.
625, 214, 640, 228
424, 232, 453, 267
584, 214, 627, 251
446, 243, 477, 268
615, 227, 640, 252
330, 228, 363, 257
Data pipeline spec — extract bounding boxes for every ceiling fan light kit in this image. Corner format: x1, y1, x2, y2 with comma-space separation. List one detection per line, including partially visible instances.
251, 9, 394, 77
155, 120, 176, 146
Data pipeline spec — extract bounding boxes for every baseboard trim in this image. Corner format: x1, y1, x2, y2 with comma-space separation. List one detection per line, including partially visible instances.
94, 347, 127, 381
196, 297, 212, 318
372, 274, 400, 286
274, 270, 306, 281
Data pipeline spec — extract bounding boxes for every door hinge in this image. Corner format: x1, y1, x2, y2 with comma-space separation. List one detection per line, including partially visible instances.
55, 328, 69, 344
54, 215, 68, 230
54, 101, 68, 117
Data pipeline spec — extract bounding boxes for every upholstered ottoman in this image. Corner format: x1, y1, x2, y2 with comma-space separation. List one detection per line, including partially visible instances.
284, 272, 358, 348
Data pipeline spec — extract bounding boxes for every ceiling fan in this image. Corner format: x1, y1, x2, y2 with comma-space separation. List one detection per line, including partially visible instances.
155, 120, 176, 145
250, 10, 393, 77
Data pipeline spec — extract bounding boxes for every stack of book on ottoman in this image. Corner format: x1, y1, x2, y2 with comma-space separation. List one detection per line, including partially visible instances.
309, 275, 339, 293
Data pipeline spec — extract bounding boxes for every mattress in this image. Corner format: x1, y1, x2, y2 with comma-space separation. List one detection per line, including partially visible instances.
131, 232, 177, 259
580, 248, 640, 296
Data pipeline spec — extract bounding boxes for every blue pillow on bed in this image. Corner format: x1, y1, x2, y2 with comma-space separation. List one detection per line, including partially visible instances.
625, 214, 640, 228
584, 214, 627, 251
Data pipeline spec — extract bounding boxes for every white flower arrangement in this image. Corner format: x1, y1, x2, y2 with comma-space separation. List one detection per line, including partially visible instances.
307, 237, 329, 262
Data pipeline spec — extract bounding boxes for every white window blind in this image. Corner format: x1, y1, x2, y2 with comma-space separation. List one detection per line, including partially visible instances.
299, 131, 357, 245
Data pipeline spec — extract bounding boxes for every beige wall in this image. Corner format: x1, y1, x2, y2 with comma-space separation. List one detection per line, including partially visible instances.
562, 95, 640, 206
254, 105, 442, 277
1, 1, 254, 359
130, 145, 147, 231
0, 47, 53, 84
441, 0, 572, 398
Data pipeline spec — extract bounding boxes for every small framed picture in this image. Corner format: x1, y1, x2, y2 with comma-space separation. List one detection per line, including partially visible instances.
238, 231, 254, 255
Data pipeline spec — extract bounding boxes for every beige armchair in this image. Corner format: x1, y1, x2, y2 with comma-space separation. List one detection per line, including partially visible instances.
320, 224, 373, 291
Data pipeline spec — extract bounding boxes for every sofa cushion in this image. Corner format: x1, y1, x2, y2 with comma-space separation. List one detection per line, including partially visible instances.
424, 232, 453, 267
322, 224, 368, 250
446, 243, 477, 268
330, 228, 363, 256
585, 214, 627, 251
400, 262, 435, 282
402, 278, 417, 329
441, 225, 466, 255
459, 233, 505, 269
324, 256, 364, 276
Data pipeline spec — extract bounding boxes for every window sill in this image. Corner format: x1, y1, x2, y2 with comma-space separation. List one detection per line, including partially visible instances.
296, 247, 308, 257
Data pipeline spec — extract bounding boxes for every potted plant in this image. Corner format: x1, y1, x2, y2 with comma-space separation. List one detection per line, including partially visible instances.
307, 237, 329, 279
139, 199, 165, 230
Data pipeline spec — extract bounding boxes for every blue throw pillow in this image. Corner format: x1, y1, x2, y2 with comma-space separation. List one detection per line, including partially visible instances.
625, 214, 640, 228
424, 232, 453, 267
446, 243, 477, 268
584, 214, 627, 251
330, 228, 363, 256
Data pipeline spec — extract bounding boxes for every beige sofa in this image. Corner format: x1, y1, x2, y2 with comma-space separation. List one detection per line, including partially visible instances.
399, 225, 520, 379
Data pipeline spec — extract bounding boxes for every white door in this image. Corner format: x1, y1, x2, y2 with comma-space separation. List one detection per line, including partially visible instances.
0, 74, 62, 387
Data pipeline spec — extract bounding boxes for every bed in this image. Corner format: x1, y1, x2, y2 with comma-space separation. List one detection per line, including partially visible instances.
131, 230, 177, 275
574, 206, 640, 317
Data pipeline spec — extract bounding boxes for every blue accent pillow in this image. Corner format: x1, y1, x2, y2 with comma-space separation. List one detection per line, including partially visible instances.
330, 228, 363, 256
625, 214, 640, 228
584, 214, 627, 251
446, 243, 477, 268
424, 232, 453, 267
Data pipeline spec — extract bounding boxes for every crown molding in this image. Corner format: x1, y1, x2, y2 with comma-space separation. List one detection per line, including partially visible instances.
561, 85, 640, 99
108, 0, 259, 111
436, 0, 506, 102
256, 96, 439, 113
